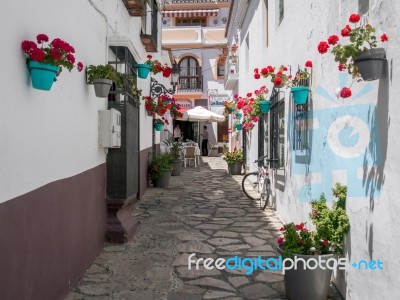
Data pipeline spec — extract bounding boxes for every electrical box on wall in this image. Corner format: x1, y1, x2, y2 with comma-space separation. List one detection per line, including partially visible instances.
98, 109, 121, 148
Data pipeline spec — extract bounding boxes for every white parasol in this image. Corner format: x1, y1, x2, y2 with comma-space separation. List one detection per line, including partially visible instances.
180, 106, 225, 122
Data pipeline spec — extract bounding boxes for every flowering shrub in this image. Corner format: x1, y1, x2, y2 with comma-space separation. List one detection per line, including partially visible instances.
317, 13, 388, 96
148, 152, 173, 183
21, 33, 83, 74
223, 100, 236, 115
169, 98, 183, 119
222, 146, 243, 164
254, 65, 290, 87
143, 95, 172, 116
278, 183, 350, 257
144, 55, 172, 78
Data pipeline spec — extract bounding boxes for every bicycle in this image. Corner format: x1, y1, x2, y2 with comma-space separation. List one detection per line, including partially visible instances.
241, 155, 277, 210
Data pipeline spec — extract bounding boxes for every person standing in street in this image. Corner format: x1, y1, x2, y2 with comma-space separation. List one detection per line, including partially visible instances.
173, 124, 181, 142
201, 125, 209, 156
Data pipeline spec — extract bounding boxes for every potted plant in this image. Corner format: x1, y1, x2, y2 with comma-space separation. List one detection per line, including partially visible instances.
317, 13, 388, 97
164, 138, 183, 176
277, 183, 350, 300
86, 64, 118, 97
223, 100, 236, 115
289, 60, 313, 105
223, 146, 243, 175
136, 54, 172, 79
254, 85, 271, 113
148, 152, 173, 188
21, 33, 84, 91
154, 118, 168, 131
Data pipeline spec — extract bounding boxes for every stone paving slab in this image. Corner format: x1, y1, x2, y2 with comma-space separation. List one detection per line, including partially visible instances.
67, 157, 344, 300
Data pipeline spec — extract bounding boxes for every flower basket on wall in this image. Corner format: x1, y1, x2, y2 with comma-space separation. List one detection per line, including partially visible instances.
93, 79, 113, 97
136, 64, 151, 79
291, 87, 309, 105
258, 100, 272, 113
28, 61, 59, 91
353, 48, 386, 81
235, 123, 242, 131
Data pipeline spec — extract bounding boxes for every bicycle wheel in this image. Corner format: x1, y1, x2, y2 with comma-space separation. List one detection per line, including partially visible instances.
242, 172, 261, 200
260, 179, 271, 210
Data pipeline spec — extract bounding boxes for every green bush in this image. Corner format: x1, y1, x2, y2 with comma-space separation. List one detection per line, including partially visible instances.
148, 152, 173, 183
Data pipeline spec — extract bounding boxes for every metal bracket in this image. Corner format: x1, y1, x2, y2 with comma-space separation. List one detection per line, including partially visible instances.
150, 77, 173, 100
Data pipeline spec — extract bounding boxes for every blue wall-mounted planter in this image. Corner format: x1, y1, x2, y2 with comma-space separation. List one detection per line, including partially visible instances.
28, 61, 59, 91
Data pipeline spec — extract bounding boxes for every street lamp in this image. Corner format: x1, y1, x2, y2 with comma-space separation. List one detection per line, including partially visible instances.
170, 63, 180, 94
150, 62, 180, 99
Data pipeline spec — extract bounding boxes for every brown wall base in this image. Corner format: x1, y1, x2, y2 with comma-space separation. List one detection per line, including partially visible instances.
139, 146, 153, 198
0, 164, 107, 300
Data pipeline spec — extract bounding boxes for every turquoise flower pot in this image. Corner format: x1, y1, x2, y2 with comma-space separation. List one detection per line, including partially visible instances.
236, 123, 242, 131
28, 61, 59, 91
291, 86, 309, 105
259, 100, 272, 113
136, 64, 151, 79
235, 113, 242, 119
154, 123, 163, 131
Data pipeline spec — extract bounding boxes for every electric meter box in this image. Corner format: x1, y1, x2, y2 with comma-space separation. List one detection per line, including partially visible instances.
98, 108, 121, 148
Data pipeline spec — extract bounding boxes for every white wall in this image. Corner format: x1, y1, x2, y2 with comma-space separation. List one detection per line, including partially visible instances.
0, 0, 159, 203
235, 0, 400, 298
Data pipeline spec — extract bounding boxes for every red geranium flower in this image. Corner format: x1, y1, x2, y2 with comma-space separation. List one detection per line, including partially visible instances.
340, 87, 352, 98
327, 35, 339, 45
274, 77, 282, 86
341, 25, 352, 37
381, 33, 389, 42
317, 41, 330, 54
254, 73, 260, 79
349, 13, 360, 23
305, 60, 313, 68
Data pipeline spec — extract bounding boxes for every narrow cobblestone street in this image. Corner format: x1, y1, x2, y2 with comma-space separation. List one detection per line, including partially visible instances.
67, 157, 342, 300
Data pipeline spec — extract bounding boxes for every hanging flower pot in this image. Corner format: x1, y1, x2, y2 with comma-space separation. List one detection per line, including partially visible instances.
291, 86, 309, 105
28, 61, 59, 91
258, 100, 272, 113
154, 123, 163, 131
93, 79, 113, 97
235, 112, 242, 119
235, 123, 242, 131
353, 48, 386, 81
136, 64, 151, 79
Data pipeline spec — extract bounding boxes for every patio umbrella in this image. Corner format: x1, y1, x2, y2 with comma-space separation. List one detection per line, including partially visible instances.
180, 106, 225, 122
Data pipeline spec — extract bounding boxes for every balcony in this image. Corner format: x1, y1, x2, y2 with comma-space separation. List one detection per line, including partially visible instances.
162, 27, 226, 48
122, 0, 145, 16
224, 59, 239, 90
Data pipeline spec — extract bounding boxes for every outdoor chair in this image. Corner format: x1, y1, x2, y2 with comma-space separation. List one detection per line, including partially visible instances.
207, 142, 219, 157
184, 146, 197, 167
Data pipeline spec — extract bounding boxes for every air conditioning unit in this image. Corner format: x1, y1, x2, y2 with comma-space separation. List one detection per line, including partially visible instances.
98, 108, 121, 148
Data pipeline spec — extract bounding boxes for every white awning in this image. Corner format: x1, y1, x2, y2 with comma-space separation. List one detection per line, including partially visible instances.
162, 9, 219, 18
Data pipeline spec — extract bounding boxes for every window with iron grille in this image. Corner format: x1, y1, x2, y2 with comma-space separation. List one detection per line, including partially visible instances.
279, 0, 284, 25
292, 70, 311, 151
176, 17, 207, 27
178, 57, 202, 90
270, 89, 285, 169
108, 46, 139, 106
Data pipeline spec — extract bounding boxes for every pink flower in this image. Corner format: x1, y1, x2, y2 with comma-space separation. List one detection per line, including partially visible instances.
277, 237, 284, 245
338, 64, 347, 71
254, 73, 261, 79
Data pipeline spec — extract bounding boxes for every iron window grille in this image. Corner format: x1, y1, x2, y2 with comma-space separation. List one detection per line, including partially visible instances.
270, 88, 285, 169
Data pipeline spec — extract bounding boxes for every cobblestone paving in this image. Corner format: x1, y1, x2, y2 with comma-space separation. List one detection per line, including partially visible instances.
66, 157, 343, 300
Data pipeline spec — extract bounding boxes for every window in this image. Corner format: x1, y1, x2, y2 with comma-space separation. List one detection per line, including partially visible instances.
176, 17, 207, 27
108, 46, 139, 105
292, 74, 311, 151
217, 65, 225, 77
178, 57, 202, 90
270, 89, 285, 168
264, 0, 269, 47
